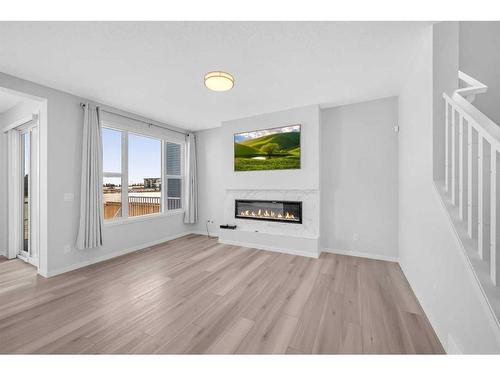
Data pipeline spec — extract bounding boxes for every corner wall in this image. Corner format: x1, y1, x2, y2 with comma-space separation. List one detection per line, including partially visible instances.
398, 23, 500, 353
196, 99, 401, 261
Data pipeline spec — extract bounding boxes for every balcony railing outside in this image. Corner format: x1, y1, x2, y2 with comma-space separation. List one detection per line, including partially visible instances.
103, 196, 181, 220
129, 196, 161, 217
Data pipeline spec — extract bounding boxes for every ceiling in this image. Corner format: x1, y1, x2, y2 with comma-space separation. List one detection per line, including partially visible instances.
0, 90, 22, 113
0, 22, 428, 130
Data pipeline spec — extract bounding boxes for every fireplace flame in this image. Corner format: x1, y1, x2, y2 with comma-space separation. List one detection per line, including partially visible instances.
239, 210, 297, 221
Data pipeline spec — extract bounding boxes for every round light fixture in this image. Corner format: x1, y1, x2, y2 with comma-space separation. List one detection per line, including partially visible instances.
204, 71, 234, 92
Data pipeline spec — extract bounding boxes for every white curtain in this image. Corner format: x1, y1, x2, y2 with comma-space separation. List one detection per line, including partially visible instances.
76, 104, 103, 249
184, 133, 198, 224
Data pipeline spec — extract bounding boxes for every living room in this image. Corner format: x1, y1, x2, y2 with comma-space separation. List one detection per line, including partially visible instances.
1, 1, 500, 374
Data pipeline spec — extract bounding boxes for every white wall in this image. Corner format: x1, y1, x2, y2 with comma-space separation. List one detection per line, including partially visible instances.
459, 21, 500, 125
433, 23, 459, 181
0, 72, 190, 276
398, 23, 500, 354
320, 97, 399, 260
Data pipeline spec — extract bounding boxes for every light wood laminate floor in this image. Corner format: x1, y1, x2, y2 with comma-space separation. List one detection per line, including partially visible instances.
0, 234, 443, 354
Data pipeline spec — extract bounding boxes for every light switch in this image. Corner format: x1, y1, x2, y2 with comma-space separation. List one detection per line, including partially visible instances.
64, 193, 74, 202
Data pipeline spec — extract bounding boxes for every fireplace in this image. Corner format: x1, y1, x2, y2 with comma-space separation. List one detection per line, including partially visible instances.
235, 199, 302, 224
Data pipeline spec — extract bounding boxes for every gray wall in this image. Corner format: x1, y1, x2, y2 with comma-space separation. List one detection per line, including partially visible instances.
459, 21, 500, 125
194, 126, 225, 236
320, 97, 399, 259
0, 72, 190, 275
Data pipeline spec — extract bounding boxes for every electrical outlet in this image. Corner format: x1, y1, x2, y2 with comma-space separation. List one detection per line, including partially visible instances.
63, 245, 71, 254
64, 193, 74, 202
353, 232, 359, 241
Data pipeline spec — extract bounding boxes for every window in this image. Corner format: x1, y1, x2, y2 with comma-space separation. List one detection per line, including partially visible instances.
128, 133, 162, 217
102, 128, 123, 220
102, 126, 184, 222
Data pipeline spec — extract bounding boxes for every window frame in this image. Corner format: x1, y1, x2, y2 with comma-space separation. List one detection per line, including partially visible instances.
102, 126, 127, 220
101, 124, 185, 225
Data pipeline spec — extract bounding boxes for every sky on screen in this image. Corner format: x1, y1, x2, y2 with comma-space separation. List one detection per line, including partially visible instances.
234, 125, 300, 143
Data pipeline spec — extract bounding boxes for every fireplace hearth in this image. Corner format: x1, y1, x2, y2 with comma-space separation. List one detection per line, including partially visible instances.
235, 199, 302, 224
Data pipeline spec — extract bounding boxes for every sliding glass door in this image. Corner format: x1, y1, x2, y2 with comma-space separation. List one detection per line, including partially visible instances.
20, 131, 31, 258
17, 125, 38, 264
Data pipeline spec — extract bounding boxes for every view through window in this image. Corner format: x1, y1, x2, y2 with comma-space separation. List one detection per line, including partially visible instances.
102, 126, 182, 221
128, 133, 162, 217
102, 128, 122, 220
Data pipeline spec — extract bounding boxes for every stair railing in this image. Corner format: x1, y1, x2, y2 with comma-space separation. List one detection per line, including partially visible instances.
443, 71, 500, 285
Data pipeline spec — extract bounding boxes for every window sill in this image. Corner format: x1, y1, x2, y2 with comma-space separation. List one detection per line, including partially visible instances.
104, 209, 185, 227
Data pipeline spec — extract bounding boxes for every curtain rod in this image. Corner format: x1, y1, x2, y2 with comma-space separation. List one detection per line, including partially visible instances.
80, 102, 188, 136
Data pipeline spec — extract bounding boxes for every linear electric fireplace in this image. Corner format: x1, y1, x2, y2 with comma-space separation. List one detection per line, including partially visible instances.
235, 199, 302, 224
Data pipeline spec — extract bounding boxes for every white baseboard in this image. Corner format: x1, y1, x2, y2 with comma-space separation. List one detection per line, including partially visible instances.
190, 230, 213, 236
46, 231, 192, 277
446, 334, 462, 354
218, 238, 319, 259
322, 248, 399, 263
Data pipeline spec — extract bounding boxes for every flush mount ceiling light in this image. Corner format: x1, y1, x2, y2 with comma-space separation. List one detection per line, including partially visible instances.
204, 71, 234, 92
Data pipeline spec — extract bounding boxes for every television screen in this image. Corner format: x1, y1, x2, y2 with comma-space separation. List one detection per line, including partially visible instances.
234, 125, 301, 171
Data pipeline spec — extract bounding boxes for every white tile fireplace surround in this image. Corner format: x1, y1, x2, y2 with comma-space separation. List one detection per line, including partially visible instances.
218, 189, 320, 258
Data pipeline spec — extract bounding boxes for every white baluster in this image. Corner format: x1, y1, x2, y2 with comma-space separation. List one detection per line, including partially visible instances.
445, 100, 449, 192
452, 109, 457, 205
478, 135, 485, 258
492, 149, 499, 285
459, 114, 465, 220
478, 137, 491, 261
467, 123, 477, 238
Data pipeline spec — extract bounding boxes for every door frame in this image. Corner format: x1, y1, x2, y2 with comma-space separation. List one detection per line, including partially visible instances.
1, 86, 47, 277
6, 113, 40, 267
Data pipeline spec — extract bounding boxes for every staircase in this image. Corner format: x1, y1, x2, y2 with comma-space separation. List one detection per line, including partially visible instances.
437, 71, 500, 326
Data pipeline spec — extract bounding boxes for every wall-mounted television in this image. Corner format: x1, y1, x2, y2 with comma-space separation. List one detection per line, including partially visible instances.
234, 124, 301, 171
